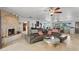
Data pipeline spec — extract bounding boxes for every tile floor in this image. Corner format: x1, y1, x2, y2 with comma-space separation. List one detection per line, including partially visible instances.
1, 34, 79, 51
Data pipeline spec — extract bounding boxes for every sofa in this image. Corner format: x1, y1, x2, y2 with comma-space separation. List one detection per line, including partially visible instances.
29, 28, 67, 44
29, 30, 45, 44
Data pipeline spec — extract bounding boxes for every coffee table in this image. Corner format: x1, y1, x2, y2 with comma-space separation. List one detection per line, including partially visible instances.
44, 36, 60, 47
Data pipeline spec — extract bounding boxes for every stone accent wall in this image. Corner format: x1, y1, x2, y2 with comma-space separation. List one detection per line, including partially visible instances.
1, 10, 19, 37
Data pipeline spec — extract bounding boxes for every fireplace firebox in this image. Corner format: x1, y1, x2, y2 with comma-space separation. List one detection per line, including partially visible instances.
8, 29, 15, 36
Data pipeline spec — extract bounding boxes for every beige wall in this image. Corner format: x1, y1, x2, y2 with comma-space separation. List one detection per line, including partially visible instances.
1, 10, 19, 37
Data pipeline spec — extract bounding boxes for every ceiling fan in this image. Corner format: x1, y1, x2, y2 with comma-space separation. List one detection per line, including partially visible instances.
43, 7, 62, 16
49, 7, 62, 16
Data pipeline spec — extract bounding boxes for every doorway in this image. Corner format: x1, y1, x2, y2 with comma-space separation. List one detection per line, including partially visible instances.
23, 21, 29, 35
23, 23, 27, 31
75, 22, 79, 34
0, 10, 2, 48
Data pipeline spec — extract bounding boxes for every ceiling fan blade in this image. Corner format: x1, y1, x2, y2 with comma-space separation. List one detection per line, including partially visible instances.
55, 7, 61, 10
55, 12, 62, 13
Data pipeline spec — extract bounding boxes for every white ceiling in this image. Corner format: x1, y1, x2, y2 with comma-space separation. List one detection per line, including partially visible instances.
1, 7, 79, 20
0, 7, 48, 19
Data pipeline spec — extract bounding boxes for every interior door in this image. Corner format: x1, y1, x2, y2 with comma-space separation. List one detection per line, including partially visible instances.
75, 22, 79, 34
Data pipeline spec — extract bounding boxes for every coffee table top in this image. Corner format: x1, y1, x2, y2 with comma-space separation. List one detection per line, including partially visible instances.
44, 36, 60, 44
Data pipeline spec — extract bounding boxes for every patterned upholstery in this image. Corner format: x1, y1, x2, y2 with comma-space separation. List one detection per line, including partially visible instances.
38, 31, 43, 36
47, 30, 52, 35
52, 29, 59, 33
